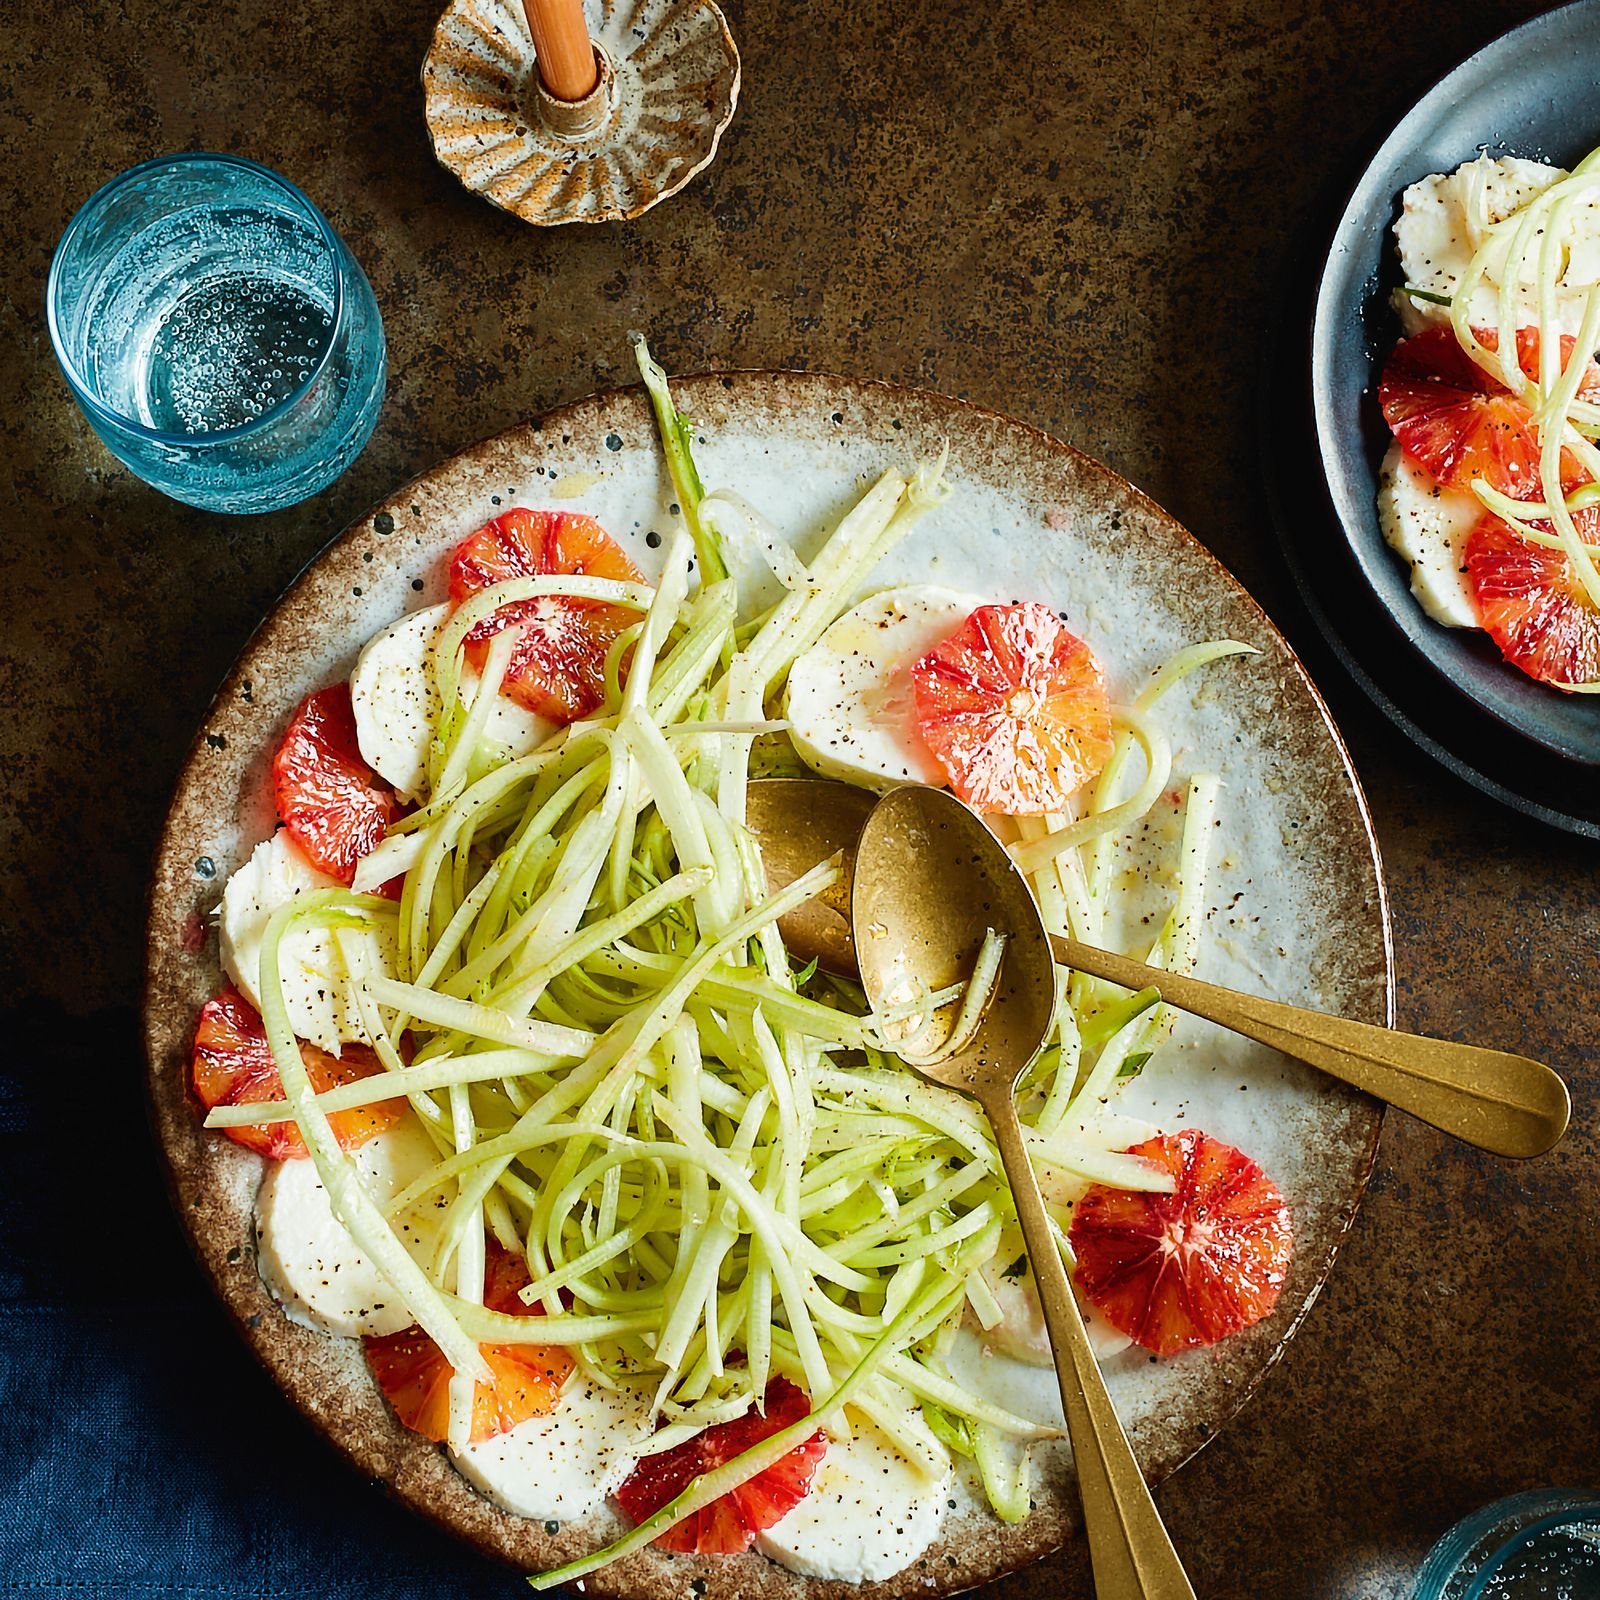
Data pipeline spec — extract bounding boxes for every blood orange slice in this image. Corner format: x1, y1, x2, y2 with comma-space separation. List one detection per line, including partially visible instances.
1068, 1128, 1292, 1357
365, 1239, 573, 1443
191, 987, 403, 1160
614, 1377, 826, 1554
1511, 326, 1600, 402
1466, 510, 1600, 687
1378, 326, 1599, 497
910, 601, 1114, 814
272, 684, 402, 884
448, 508, 646, 724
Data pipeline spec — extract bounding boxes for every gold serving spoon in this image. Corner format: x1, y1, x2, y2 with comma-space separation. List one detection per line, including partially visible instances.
850, 782, 1195, 1600
744, 777, 1571, 1160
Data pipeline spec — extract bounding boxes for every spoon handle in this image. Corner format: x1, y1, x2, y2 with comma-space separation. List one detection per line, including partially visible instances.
983, 1090, 1197, 1600
1051, 935, 1569, 1159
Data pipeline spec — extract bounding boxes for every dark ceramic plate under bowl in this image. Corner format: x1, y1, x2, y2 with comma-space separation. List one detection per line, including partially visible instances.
1298, 0, 1600, 785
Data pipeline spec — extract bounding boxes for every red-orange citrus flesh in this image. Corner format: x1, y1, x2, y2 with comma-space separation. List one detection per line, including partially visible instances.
1068, 1128, 1292, 1358
364, 1239, 573, 1444
448, 508, 646, 724
1378, 326, 1599, 497
910, 601, 1114, 814
614, 1378, 826, 1554
272, 684, 402, 884
1467, 510, 1600, 688
191, 987, 402, 1160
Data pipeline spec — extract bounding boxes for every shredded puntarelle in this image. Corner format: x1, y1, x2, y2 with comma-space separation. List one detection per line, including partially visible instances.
222, 340, 1256, 1542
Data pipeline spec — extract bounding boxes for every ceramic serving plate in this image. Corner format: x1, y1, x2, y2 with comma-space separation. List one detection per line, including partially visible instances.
1307, 0, 1600, 768
144, 372, 1391, 1598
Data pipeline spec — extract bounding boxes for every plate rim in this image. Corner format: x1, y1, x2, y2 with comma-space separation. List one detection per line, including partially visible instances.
142, 367, 1393, 1597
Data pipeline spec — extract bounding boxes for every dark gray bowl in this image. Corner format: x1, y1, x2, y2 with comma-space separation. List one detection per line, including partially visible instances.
1311, 0, 1600, 766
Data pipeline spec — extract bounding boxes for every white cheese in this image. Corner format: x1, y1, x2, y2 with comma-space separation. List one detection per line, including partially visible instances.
349, 602, 551, 801
941, 1321, 1139, 1436
1376, 442, 1484, 630
1393, 155, 1600, 335
451, 1377, 649, 1523
755, 1413, 950, 1583
975, 1262, 1134, 1367
785, 584, 985, 791
254, 1115, 449, 1337
218, 831, 397, 1055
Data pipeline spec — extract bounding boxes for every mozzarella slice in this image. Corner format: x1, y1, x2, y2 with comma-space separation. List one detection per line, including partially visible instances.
938, 1329, 1059, 1436
254, 1115, 450, 1337
1393, 156, 1600, 334
756, 1414, 950, 1583
975, 1264, 1133, 1367
451, 1377, 649, 1523
1376, 442, 1484, 630
218, 831, 397, 1055
785, 585, 985, 791
350, 602, 551, 801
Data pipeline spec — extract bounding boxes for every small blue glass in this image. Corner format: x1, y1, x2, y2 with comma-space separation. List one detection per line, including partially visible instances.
1413, 1489, 1600, 1599
47, 153, 385, 514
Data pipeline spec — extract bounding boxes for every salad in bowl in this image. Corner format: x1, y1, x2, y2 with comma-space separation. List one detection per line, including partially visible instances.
1378, 145, 1600, 693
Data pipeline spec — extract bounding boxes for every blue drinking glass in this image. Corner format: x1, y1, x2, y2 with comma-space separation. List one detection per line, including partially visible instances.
1413, 1489, 1600, 1599
47, 153, 386, 514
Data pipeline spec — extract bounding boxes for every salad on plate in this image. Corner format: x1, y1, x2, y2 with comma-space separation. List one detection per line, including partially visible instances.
1378, 145, 1600, 691
185, 340, 1294, 1589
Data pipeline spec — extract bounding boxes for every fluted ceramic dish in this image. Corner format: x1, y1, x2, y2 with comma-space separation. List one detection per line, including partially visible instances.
422, 0, 739, 225
144, 372, 1391, 1599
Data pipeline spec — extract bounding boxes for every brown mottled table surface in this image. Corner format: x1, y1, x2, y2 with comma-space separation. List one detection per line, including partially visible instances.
2, 1, 1594, 1596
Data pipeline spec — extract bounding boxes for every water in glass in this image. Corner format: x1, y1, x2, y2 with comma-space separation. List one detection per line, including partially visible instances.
49, 155, 385, 514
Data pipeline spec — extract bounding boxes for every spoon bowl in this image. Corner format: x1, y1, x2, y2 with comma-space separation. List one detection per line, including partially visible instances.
745, 776, 873, 977
850, 784, 1057, 1089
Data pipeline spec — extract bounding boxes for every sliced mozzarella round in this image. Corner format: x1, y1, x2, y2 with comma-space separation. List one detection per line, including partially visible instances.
785, 584, 985, 791
218, 831, 396, 1056
975, 1263, 1134, 1368
350, 602, 551, 801
1392, 156, 1598, 335
254, 1115, 450, 1337
1376, 442, 1484, 630
755, 1413, 950, 1584
941, 1312, 1136, 1440
451, 1377, 649, 1523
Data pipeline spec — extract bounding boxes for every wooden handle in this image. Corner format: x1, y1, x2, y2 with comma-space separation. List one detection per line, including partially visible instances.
984, 1090, 1197, 1600
1052, 936, 1570, 1159
523, 0, 599, 100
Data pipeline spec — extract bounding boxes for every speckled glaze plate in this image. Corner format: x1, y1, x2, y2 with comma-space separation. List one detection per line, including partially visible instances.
143, 372, 1391, 1599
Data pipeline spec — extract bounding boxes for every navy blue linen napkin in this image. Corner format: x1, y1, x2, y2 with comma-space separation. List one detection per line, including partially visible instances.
0, 1001, 545, 1599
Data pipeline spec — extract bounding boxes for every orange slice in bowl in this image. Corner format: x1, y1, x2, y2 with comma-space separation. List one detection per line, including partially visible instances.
448, 508, 646, 724
614, 1377, 826, 1554
190, 986, 402, 1160
364, 1239, 573, 1444
1467, 510, 1600, 688
272, 684, 403, 885
1378, 326, 1599, 497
